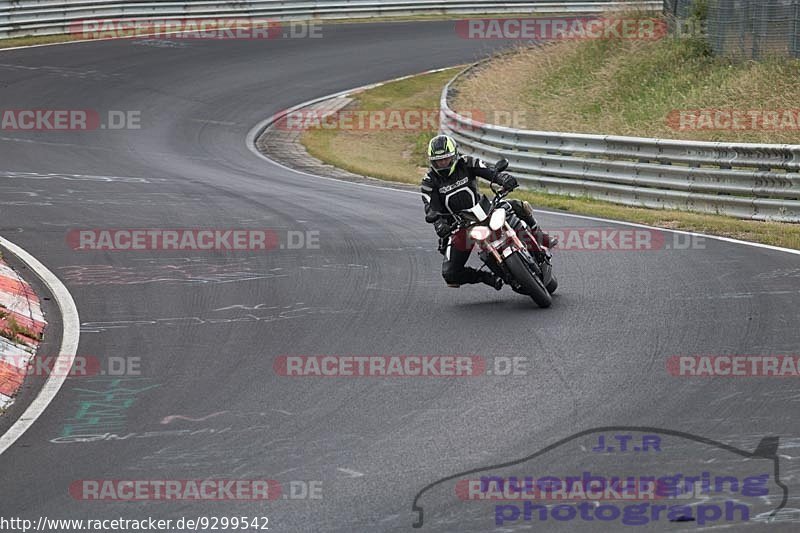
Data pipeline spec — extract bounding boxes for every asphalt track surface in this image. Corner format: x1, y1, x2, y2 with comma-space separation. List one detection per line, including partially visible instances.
0, 20, 799, 532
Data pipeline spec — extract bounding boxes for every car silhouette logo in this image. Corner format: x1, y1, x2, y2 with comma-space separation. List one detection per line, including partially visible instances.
411, 426, 788, 528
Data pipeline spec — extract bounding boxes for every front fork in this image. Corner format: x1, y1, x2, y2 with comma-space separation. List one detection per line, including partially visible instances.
478, 221, 552, 285
477, 222, 527, 282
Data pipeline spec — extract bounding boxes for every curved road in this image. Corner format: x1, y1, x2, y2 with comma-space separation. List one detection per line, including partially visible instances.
0, 21, 799, 531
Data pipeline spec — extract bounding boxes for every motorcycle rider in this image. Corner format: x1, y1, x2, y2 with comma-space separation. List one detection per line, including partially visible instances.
420, 134, 556, 290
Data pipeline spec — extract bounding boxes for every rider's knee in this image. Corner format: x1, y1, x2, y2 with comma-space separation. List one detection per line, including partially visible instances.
508, 199, 537, 227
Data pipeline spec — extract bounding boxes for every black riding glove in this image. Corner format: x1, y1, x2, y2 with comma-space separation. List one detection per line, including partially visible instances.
498, 173, 519, 191
434, 219, 453, 238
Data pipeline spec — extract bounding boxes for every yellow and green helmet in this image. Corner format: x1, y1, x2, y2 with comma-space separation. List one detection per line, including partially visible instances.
428, 134, 458, 177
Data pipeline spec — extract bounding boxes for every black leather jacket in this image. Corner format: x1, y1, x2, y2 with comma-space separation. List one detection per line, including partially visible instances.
420, 156, 504, 223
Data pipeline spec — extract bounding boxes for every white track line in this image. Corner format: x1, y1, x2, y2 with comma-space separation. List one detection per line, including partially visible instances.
0, 236, 80, 455
246, 77, 800, 258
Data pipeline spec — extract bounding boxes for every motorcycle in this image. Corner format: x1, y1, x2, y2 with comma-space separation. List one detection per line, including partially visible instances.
434, 158, 557, 308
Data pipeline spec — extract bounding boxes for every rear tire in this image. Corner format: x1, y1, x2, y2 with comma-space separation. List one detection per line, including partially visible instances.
504, 252, 552, 308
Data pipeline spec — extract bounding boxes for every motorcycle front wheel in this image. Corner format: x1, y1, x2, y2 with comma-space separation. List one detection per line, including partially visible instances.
546, 273, 558, 294
504, 252, 552, 308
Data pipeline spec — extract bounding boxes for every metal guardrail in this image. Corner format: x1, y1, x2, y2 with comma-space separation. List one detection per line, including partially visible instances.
441, 68, 800, 222
0, 1, 661, 38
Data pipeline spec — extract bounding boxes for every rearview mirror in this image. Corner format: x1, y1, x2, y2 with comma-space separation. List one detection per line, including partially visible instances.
495, 159, 509, 173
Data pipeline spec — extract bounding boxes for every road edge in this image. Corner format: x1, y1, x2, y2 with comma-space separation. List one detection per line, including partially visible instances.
0, 236, 79, 455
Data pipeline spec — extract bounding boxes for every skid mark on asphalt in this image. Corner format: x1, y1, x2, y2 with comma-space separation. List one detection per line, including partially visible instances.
80, 304, 350, 333
161, 411, 229, 424
0, 170, 160, 183
1, 193, 181, 207
375, 246, 428, 252
159, 409, 292, 425
706, 390, 800, 404
677, 289, 800, 300
62, 255, 367, 290
212, 300, 299, 312
365, 284, 411, 293
56, 416, 362, 489
337, 468, 364, 478
298, 263, 369, 271
0, 200, 52, 206
132, 40, 190, 49
0, 190, 39, 196
133, 440, 250, 470
0, 137, 228, 160
51, 411, 303, 472
0, 63, 120, 80
756, 268, 800, 279
60, 258, 290, 286
190, 118, 237, 126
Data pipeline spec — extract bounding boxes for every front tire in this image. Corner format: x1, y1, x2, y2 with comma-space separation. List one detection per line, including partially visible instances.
504, 252, 552, 308
546, 273, 558, 294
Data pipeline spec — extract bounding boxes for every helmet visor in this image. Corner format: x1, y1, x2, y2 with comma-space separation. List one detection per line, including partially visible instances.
431, 154, 455, 170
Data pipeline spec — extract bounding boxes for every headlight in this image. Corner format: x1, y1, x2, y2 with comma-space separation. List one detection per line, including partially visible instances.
489, 209, 506, 231
469, 225, 491, 241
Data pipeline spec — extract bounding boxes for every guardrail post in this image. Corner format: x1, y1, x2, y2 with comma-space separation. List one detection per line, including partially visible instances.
793, 0, 800, 58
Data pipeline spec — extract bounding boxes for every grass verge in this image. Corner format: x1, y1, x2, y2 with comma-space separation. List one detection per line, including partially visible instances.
303, 68, 460, 184
299, 68, 800, 250
452, 16, 800, 144
0, 33, 86, 49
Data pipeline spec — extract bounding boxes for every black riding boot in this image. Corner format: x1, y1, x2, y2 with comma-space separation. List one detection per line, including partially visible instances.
444, 266, 503, 291
479, 270, 503, 291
